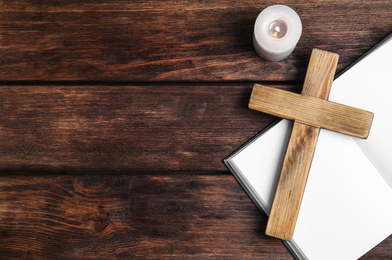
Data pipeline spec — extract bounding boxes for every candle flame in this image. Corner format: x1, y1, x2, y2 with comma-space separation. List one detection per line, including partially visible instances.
269, 20, 287, 39
272, 26, 280, 38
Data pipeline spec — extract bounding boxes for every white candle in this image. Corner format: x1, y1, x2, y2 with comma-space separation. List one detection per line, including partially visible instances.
253, 5, 302, 61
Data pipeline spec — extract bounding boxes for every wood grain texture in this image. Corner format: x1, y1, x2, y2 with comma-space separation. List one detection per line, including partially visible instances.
266, 122, 320, 241
0, 174, 390, 259
0, 0, 391, 81
249, 84, 373, 138
0, 84, 299, 172
0, 174, 292, 259
266, 49, 338, 240
1, 0, 391, 259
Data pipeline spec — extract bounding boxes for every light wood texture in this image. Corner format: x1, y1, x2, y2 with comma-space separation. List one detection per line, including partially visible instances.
249, 84, 373, 138
265, 49, 339, 240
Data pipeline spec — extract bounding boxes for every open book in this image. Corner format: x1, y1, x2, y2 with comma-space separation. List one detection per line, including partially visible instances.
224, 33, 392, 260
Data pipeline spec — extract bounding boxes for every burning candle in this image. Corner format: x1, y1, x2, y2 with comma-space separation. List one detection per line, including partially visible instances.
253, 5, 302, 61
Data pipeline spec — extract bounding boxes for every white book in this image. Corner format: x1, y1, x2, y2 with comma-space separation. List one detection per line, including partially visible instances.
224, 33, 392, 260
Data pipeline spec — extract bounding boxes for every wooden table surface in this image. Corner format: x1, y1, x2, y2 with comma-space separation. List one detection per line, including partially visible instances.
1, 1, 391, 259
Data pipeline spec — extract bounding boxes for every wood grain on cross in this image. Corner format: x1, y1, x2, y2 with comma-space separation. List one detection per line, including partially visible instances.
249, 49, 373, 240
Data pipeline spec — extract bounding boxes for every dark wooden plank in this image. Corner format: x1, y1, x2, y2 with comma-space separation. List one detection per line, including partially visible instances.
0, 0, 391, 82
0, 84, 300, 172
361, 237, 392, 259
0, 174, 390, 259
0, 174, 293, 259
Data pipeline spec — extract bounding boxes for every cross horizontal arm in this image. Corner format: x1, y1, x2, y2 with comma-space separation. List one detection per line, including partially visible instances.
249, 84, 373, 138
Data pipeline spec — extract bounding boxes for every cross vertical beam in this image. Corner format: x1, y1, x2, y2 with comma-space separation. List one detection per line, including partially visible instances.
265, 49, 339, 240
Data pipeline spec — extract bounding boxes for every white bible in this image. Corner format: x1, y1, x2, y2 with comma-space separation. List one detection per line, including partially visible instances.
224, 33, 392, 260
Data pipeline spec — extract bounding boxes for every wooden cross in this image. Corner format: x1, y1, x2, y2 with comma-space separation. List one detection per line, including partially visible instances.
249, 49, 373, 240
